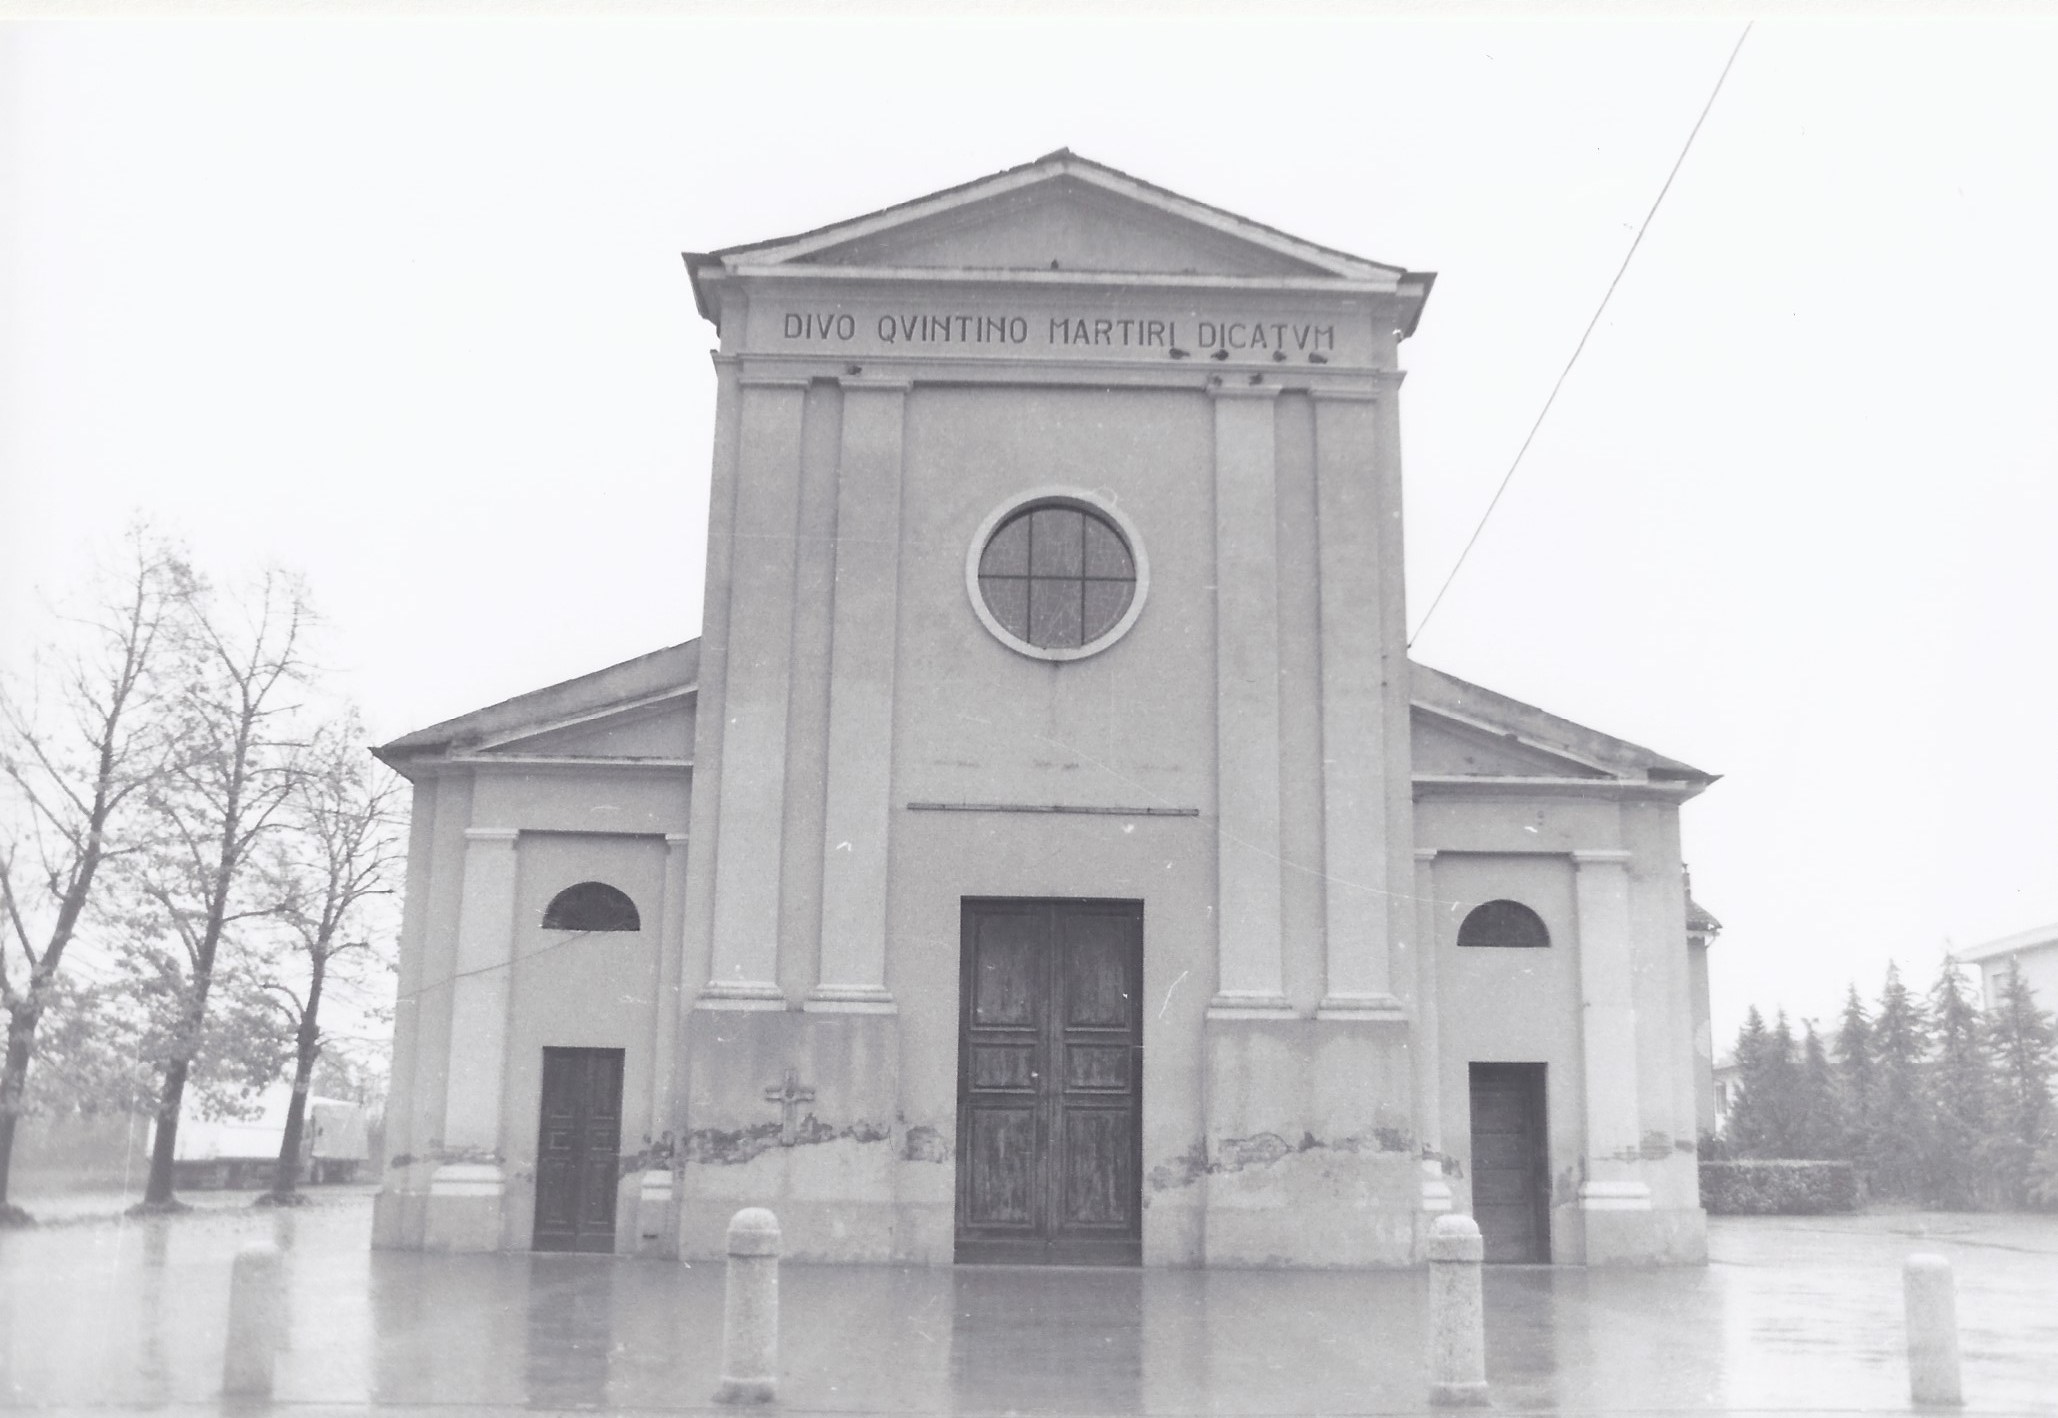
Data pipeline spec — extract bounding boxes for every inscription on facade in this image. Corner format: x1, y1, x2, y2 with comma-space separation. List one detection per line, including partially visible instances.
771, 307, 1345, 359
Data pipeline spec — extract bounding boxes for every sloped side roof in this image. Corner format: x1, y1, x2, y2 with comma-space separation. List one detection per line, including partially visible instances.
374, 640, 699, 767
373, 642, 1711, 793
1410, 662, 1716, 787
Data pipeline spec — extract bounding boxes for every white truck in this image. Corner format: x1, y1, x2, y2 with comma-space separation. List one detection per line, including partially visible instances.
160, 1085, 373, 1189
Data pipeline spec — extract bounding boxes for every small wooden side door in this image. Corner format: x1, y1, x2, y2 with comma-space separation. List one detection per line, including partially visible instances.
1468, 1062, 1551, 1263
956, 899, 1143, 1265
533, 1047, 624, 1254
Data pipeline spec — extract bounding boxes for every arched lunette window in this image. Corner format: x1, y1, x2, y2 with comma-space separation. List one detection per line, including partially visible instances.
542, 881, 641, 932
1457, 899, 1550, 950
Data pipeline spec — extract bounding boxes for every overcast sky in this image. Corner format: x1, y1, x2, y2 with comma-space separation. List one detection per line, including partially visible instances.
5, 14, 2056, 1048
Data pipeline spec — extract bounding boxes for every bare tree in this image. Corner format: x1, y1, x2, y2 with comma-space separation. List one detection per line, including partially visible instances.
123, 571, 311, 1211
255, 715, 402, 1204
0, 536, 189, 1223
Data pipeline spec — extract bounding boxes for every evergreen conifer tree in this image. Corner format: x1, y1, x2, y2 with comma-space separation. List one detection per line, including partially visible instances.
1925, 959, 1992, 1208
1794, 1020, 1846, 1159
1834, 985, 1878, 1187
1727, 1006, 1775, 1157
1763, 1011, 1803, 1155
1984, 961, 2056, 1207
1870, 963, 1930, 1199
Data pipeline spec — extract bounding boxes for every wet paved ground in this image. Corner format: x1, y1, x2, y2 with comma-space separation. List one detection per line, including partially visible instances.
2, 1188, 2055, 1416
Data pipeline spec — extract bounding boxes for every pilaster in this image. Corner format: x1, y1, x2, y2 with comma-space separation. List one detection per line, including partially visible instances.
425, 825, 518, 1251
702, 375, 811, 1010
650, 832, 691, 1137
1573, 848, 1650, 1214
1208, 382, 1291, 1018
1412, 848, 1452, 1213
1309, 388, 1402, 1020
809, 376, 910, 1015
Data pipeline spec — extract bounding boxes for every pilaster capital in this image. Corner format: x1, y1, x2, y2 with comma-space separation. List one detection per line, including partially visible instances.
1414, 848, 1441, 863
736, 372, 813, 390
1571, 848, 1633, 867
664, 832, 692, 848
462, 827, 519, 845
1308, 386, 1381, 403
837, 374, 914, 393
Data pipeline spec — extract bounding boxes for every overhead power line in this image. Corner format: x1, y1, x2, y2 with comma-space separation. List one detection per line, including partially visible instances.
1409, 23, 1753, 649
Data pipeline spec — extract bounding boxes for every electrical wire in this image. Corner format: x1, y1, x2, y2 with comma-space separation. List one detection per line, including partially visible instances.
1409, 23, 1753, 648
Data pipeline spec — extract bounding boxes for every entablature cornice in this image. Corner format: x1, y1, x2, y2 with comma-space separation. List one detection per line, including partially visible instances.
702, 263, 1407, 299
715, 349, 1392, 397
401, 754, 694, 781
1412, 775, 1700, 804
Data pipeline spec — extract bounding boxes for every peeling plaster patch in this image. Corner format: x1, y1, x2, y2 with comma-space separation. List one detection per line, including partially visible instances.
1147, 1142, 1208, 1192
1675, 1137, 1698, 1155
1640, 1131, 1673, 1161
684, 1117, 892, 1166
903, 1125, 950, 1163
1218, 1133, 1296, 1171
418, 1145, 500, 1167
1148, 1129, 1414, 1191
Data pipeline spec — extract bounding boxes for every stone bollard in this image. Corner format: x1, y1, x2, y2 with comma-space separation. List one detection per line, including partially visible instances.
1904, 1253, 1964, 1407
1426, 1213, 1490, 1408
714, 1208, 781, 1405
222, 1242, 283, 1398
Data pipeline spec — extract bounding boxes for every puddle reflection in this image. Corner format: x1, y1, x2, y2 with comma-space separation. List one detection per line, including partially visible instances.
950, 1267, 1144, 1415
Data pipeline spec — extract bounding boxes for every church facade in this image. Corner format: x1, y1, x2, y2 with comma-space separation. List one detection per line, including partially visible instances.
371, 152, 1717, 1268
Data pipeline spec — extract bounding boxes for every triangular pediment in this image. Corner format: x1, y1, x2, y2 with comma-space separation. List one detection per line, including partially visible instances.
374, 641, 698, 776
694, 151, 1417, 285
1411, 709, 1612, 780
481, 696, 695, 760
1409, 661, 1715, 790
795, 176, 1336, 278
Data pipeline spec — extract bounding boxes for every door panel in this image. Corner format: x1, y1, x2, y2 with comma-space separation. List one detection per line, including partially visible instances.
956, 899, 1143, 1264
1468, 1063, 1550, 1263
533, 1047, 625, 1254
964, 1108, 1038, 1227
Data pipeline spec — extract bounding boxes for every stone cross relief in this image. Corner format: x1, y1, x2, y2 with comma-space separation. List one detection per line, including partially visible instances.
764, 1067, 816, 1147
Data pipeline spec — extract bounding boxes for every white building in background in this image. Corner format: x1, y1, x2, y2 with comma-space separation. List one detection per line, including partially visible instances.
1954, 923, 2058, 1012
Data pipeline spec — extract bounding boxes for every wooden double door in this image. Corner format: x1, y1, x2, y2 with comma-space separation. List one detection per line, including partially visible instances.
956, 899, 1144, 1265
1468, 1062, 1552, 1263
533, 1047, 624, 1254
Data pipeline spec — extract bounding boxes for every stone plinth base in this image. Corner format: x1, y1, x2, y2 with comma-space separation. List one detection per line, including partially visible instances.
676, 1006, 909, 1263
616, 1168, 679, 1258
1197, 1015, 1420, 1267
420, 1163, 506, 1252
681, 1194, 901, 1262
1579, 1204, 1708, 1265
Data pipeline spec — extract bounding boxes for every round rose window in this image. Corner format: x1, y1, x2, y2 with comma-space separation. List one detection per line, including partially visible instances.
967, 492, 1148, 661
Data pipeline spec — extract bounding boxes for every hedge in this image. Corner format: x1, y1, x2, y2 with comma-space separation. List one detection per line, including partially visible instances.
1699, 1159, 1859, 1215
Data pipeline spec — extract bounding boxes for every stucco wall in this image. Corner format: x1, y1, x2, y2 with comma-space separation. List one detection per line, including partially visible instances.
495, 830, 668, 1249
1427, 849, 1588, 1260
1417, 788, 1706, 1264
